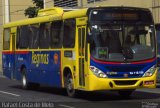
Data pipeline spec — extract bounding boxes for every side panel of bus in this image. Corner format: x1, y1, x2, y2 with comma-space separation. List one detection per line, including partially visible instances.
61, 17, 88, 90
76, 17, 88, 90
14, 24, 62, 87
3, 27, 16, 79
14, 51, 61, 87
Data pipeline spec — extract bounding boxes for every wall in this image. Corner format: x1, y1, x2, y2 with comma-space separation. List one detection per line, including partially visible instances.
83, 0, 152, 9
152, 0, 160, 24
49, 0, 156, 22
9, 0, 33, 22
0, 0, 3, 72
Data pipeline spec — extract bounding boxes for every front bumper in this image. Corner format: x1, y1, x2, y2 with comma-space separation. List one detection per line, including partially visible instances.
86, 68, 157, 91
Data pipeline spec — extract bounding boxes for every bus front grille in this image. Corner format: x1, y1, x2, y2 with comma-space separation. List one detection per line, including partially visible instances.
114, 80, 137, 85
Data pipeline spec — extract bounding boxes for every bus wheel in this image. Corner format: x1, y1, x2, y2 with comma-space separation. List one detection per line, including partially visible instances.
21, 68, 30, 89
65, 73, 76, 97
118, 89, 135, 98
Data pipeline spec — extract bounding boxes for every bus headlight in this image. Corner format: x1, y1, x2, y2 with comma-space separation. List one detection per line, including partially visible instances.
90, 66, 107, 78
143, 65, 156, 77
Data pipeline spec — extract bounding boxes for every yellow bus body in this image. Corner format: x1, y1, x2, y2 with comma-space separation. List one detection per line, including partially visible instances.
2, 7, 157, 96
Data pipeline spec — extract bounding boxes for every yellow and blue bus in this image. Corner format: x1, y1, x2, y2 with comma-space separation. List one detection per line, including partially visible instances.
2, 6, 157, 97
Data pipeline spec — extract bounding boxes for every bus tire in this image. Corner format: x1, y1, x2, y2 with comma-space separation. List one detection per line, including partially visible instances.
21, 68, 31, 90
65, 73, 77, 97
118, 89, 135, 98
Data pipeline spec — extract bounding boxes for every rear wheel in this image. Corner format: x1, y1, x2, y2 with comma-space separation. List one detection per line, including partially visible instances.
65, 73, 77, 97
21, 68, 40, 90
118, 89, 135, 98
21, 68, 30, 89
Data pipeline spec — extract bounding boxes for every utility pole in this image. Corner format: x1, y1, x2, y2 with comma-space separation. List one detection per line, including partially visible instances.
80, 0, 83, 8
44, 0, 46, 8
4, 0, 10, 23
2, 0, 4, 24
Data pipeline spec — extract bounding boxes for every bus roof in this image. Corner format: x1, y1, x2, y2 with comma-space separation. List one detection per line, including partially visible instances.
63, 8, 87, 19
3, 6, 151, 28
3, 7, 88, 28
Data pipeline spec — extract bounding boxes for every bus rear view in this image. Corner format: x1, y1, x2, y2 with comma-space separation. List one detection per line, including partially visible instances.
87, 7, 157, 96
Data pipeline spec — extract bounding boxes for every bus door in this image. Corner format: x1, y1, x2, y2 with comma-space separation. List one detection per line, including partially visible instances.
78, 26, 87, 87
11, 32, 16, 79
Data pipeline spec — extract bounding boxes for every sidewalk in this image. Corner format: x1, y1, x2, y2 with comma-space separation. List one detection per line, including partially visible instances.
0, 72, 3, 76
137, 85, 160, 94
0, 72, 5, 78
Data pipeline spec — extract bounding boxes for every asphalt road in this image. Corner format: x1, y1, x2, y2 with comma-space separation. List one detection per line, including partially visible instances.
0, 76, 160, 108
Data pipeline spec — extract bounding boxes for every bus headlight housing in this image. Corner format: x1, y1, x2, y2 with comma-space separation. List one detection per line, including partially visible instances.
90, 66, 107, 78
143, 65, 156, 77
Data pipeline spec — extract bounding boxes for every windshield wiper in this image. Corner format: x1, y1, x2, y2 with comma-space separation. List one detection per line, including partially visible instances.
122, 46, 134, 62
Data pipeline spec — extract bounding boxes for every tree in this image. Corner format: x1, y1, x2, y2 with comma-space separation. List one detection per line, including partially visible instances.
24, 7, 38, 18
24, 0, 44, 18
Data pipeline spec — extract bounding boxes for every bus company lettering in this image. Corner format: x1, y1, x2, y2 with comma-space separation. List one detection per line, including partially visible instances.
32, 52, 49, 67
54, 53, 59, 64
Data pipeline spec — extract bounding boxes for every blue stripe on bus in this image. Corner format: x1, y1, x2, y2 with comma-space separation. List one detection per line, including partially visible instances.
90, 58, 156, 78
3, 51, 62, 87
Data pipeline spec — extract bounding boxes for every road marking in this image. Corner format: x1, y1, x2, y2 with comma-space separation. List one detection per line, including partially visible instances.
58, 104, 75, 108
0, 90, 20, 97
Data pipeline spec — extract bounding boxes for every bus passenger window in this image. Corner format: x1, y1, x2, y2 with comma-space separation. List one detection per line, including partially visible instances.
51, 21, 63, 48
16, 27, 20, 49
39, 23, 51, 49
18, 26, 29, 49
28, 24, 39, 49
63, 19, 76, 48
3, 28, 10, 50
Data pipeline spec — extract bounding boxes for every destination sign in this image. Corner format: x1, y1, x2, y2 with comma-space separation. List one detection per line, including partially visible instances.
90, 9, 152, 23
104, 13, 138, 20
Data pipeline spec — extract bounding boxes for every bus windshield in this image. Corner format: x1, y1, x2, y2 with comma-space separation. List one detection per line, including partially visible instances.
89, 24, 155, 62
88, 8, 155, 62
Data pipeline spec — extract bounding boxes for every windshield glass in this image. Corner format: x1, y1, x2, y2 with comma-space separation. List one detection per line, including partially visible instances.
89, 24, 155, 62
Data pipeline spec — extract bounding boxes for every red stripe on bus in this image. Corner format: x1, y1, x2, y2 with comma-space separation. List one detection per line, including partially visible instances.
15, 51, 29, 54
2, 51, 14, 54
91, 56, 155, 65
91, 57, 122, 65
131, 58, 156, 64
2, 51, 29, 54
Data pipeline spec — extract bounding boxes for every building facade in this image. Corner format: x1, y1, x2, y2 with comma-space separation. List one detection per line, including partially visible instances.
9, 0, 33, 22
0, 0, 2, 72
152, 0, 160, 23
48, 0, 160, 24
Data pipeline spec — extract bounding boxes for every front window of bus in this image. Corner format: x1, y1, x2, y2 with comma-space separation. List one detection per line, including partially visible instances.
88, 9, 155, 62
